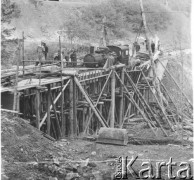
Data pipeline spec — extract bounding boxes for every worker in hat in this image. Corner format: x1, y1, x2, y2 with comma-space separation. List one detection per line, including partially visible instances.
41, 41, 48, 60
70, 50, 77, 67
36, 41, 46, 65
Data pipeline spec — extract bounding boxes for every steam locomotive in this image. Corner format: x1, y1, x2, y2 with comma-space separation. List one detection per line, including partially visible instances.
83, 45, 129, 68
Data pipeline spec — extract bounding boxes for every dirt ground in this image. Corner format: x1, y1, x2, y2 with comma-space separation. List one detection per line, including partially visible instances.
1, 111, 193, 180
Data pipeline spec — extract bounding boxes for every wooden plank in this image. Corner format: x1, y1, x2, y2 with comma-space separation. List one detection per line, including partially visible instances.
1, 108, 22, 114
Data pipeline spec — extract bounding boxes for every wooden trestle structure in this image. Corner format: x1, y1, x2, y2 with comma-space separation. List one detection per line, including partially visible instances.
1, 0, 192, 141
1, 61, 192, 140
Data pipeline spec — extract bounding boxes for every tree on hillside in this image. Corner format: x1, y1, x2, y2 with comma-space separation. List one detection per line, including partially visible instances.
63, 0, 172, 43
1, 0, 21, 66
63, 10, 95, 43
1, 0, 20, 39
29, 0, 43, 8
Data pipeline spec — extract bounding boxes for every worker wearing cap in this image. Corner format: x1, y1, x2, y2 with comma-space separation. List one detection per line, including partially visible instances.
151, 40, 155, 54
70, 50, 77, 67
36, 41, 46, 65
41, 41, 48, 60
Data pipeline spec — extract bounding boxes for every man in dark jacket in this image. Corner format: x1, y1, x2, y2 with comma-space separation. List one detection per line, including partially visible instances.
70, 50, 77, 67
151, 41, 155, 53
42, 41, 48, 60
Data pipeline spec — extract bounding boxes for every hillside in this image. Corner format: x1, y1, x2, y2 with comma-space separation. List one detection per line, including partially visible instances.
9, 0, 191, 48
1, 0, 190, 65
1, 0, 192, 102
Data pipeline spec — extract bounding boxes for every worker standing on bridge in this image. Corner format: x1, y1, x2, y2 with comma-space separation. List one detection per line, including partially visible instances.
151, 40, 155, 54
36, 41, 46, 66
63, 48, 70, 66
70, 50, 77, 67
42, 41, 48, 60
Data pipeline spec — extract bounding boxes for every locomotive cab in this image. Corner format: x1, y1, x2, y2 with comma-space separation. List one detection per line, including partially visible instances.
107, 45, 129, 65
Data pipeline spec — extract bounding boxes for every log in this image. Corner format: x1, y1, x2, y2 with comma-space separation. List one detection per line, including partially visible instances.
1, 109, 22, 114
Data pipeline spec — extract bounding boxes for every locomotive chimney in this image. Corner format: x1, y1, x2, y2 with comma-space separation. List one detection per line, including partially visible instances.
90, 46, 95, 54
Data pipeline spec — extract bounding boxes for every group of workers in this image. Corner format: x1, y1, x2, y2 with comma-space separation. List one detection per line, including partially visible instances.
133, 35, 160, 55
53, 49, 77, 66
37, 35, 160, 66
36, 41, 77, 66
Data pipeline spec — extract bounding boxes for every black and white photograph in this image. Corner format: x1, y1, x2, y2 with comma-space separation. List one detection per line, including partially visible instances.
1, 0, 193, 179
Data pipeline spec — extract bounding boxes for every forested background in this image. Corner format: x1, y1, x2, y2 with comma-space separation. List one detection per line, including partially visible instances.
1, 0, 191, 66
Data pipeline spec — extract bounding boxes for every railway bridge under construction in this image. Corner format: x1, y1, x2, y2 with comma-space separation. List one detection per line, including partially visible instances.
1, 55, 193, 141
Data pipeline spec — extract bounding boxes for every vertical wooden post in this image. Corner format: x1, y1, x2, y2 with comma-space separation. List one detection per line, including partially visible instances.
119, 68, 124, 126
47, 85, 51, 135
39, 62, 41, 86
88, 107, 92, 133
73, 79, 77, 135
82, 107, 86, 132
59, 36, 65, 138
13, 39, 20, 111
35, 87, 41, 129
61, 85, 66, 137
22, 31, 25, 76
110, 69, 115, 127
99, 104, 102, 130
69, 78, 74, 137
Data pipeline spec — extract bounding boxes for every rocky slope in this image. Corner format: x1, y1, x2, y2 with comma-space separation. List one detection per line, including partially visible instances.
2, 111, 193, 180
